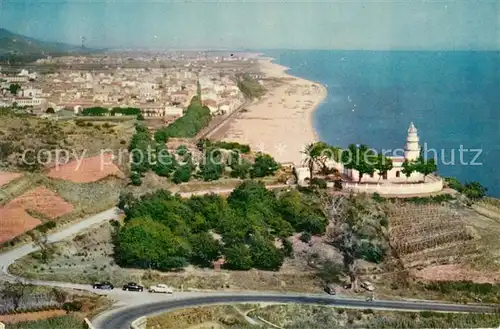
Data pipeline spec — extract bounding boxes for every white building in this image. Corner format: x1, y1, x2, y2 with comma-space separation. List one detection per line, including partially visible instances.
13, 97, 45, 107
343, 122, 424, 183
22, 88, 42, 98
164, 106, 184, 116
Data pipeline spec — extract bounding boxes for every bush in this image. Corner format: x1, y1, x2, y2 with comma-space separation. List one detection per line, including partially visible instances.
300, 232, 312, 243
250, 153, 280, 178
310, 178, 327, 189
130, 172, 142, 186
62, 301, 83, 313
223, 244, 253, 270
372, 192, 385, 203
172, 165, 192, 184
463, 182, 487, 200
282, 238, 294, 258
36, 221, 56, 233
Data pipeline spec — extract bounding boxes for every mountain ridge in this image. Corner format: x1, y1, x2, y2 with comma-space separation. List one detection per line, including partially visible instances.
0, 28, 88, 54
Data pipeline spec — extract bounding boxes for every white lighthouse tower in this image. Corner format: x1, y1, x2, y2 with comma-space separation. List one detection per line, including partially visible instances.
404, 122, 420, 161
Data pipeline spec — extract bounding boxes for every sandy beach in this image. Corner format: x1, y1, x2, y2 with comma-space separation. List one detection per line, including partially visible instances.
219, 59, 327, 165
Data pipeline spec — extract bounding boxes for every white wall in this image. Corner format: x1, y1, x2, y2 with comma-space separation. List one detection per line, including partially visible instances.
342, 176, 443, 195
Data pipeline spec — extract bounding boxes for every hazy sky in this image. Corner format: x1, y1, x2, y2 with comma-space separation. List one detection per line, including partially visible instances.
1, 0, 499, 50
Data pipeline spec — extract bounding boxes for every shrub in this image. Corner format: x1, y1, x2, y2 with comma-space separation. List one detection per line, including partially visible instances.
62, 301, 83, 313
300, 232, 312, 243
130, 172, 142, 186
311, 178, 327, 189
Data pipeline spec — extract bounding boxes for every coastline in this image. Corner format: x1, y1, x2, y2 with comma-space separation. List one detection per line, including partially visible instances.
218, 57, 327, 165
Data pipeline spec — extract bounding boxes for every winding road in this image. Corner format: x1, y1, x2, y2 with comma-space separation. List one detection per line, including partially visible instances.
0, 206, 498, 329
93, 293, 497, 329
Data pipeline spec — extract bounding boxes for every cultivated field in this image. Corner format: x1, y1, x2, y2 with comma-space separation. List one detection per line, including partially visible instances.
0, 187, 73, 244
0, 172, 23, 187
387, 202, 478, 270
46, 154, 124, 183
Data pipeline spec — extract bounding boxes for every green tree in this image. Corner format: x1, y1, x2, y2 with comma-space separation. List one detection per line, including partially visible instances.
172, 165, 192, 184
198, 161, 224, 181
224, 244, 253, 270
9, 83, 21, 95
81, 107, 108, 116
249, 235, 284, 271
301, 143, 317, 182
414, 156, 437, 182
341, 144, 377, 183
230, 160, 252, 179
190, 232, 221, 267
326, 195, 388, 290
374, 154, 393, 181
130, 172, 142, 186
402, 160, 416, 180
154, 147, 177, 177
115, 217, 189, 269
250, 153, 280, 178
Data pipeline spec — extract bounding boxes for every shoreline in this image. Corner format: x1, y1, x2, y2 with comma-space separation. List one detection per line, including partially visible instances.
218, 57, 328, 165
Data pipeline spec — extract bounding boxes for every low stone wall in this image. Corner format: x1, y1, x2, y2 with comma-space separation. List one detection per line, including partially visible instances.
342, 177, 443, 196
131, 316, 147, 329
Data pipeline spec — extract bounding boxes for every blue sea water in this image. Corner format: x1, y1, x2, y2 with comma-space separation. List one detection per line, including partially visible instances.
266, 50, 500, 197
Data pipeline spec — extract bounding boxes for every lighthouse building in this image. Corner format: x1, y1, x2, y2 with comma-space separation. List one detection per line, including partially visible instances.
343, 122, 425, 183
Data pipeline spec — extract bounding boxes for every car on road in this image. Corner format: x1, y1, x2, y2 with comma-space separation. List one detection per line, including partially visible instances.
324, 283, 336, 295
149, 284, 173, 294
361, 281, 375, 292
92, 281, 114, 290
122, 282, 144, 292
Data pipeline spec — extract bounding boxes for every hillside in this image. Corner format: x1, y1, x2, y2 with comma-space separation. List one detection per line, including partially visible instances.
0, 28, 82, 55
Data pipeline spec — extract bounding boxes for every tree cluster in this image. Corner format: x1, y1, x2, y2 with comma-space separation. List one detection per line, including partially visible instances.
155, 97, 212, 142
114, 181, 327, 271
197, 138, 251, 154
444, 177, 487, 200
128, 125, 279, 186
237, 74, 266, 99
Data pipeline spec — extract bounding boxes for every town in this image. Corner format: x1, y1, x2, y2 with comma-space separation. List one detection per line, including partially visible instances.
0, 52, 255, 121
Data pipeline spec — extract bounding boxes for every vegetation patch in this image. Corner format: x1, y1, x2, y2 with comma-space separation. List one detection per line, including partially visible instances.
155, 97, 212, 142
5, 315, 85, 329
115, 180, 327, 271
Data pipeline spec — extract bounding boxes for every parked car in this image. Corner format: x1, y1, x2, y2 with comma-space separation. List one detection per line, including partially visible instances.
122, 282, 144, 292
324, 283, 336, 295
361, 281, 375, 292
92, 281, 114, 290
149, 284, 173, 294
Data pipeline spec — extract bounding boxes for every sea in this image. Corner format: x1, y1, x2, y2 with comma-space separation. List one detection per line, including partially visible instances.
266, 50, 500, 197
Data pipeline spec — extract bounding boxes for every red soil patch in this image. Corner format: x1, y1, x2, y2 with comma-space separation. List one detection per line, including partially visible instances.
0, 309, 66, 324
0, 187, 73, 244
46, 154, 123, 183
412, 264, 500, 283
0, 172, 23, 187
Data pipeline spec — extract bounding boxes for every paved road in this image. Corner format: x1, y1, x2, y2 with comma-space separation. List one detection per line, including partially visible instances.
0, 207, 120, 287
93, 293, 498, 329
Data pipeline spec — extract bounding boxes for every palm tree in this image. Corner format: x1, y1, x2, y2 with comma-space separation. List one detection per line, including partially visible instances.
301, 143, 317, 183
